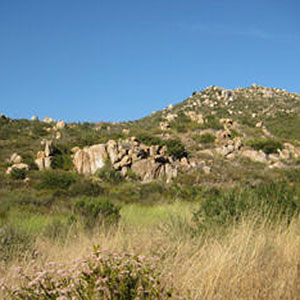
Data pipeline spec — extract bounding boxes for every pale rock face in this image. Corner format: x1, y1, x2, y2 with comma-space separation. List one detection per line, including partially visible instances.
283, 143, 300, 159
278, 149, 290, 161
44, 140, 54, 157
241, 150, 267, 163
131, 159, 163, 183
268, 154, 280, 162
43, 117, 55, 124
56, 120, 66, 130
35, 140, 54, 170
269, 161, 286, 169
31, 115, 38, 121
73, 144, 107, 175
106, 140, 119, 164
10, 153, 22, 164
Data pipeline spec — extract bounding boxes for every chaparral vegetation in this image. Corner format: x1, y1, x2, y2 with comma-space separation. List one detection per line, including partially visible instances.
1, 85, 300, 299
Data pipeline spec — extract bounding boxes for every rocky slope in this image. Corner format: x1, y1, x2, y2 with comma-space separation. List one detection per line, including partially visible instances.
1, 84, 300, 185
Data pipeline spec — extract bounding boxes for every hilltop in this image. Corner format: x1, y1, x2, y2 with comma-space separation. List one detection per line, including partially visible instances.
1, 84, 300, 189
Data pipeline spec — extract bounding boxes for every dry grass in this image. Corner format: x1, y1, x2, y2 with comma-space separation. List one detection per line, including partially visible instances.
2, 209, 300, 299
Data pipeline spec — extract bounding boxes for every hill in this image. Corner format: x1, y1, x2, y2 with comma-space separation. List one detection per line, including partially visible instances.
2, 84, 300, 299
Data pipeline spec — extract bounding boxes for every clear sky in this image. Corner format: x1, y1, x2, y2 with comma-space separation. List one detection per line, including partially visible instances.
0, 0, 299, 122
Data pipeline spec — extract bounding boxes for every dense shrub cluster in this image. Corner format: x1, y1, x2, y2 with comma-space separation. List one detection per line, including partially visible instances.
35, 170, 77, 190
74, 197, 120, 228
136, 134, 186, 160
193, 180, 300, 230
9, 168, 26, 180
3, 248, 174, 299
246, 138, 283, 154
193, 133, 215, 144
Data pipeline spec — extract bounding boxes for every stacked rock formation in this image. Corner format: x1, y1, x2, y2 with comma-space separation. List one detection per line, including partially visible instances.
35, 140, 54, 170
72, 137, 178, 183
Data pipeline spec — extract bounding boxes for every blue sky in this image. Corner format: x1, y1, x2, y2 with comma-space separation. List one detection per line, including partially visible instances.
0, 0, 299, 122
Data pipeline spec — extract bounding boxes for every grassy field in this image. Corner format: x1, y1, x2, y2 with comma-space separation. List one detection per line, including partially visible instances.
2, 201, 300, 299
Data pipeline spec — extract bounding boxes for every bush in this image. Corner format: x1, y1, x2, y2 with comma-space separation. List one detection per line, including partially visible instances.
136, 133, 164, 147
136, 134, 186, 160
4, 248, 174, 299
165, 139, 186, 159
97, 164, 124, 184
73, 197, 120, 228
69, 178, 104, 197
52, 144, 73, 170
193, 180, 300, 230
9, 168, 26, 180
193, 133, 215, 144
246, 138, 283, 154
36, 170, 77, 190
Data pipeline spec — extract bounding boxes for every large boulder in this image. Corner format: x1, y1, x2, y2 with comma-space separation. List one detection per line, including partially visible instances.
73, 144, 107, 175
6, 163, 29, 175
131, 158, 165, 183
35, 140, 54, 170
241, 149, 267, 163
9, 153, 22, 164
106, 140, 119, 164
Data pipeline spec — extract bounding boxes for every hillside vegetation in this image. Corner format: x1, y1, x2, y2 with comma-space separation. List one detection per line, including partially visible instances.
1, 84, 300, 299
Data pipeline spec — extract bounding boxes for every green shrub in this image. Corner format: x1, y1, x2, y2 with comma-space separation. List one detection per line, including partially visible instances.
9, 168, 26, 180
165, 139, 186, 159
36, 170, 77, 190
69, 178, 104, 197
136, 133, 164, 146
52, 144, 73, 170
193, 133, 215, 144
97, 164, 124, 184
74, 197, 120, 228
4, 248, 174, 299
193, 180, 300, 230
246, 138, 283, 154
136, 134, 186, 159
203, 115, 223, 130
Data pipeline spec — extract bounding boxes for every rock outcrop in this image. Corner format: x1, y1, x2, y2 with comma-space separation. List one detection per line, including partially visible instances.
35, 140, 54, 170
73, 144, 107, 175
72, 137, 181, 183
6, 163, 29, 175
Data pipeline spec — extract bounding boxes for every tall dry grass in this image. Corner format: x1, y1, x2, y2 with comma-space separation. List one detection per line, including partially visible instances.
2, 212, 300, 299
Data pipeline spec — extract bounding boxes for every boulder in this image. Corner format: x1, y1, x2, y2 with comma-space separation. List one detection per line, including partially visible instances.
278, 149, 290, 160
9, 153, 22, 164
73, 144, 107, 175
55, 120, 66, 130
31, 115, 38, 121
131, 158, 163, 182
185, 111, 204, 124
43, 117, 55, 124
241, 150, 267, 163
106, 140, 119, 164
6, 163, 29, 175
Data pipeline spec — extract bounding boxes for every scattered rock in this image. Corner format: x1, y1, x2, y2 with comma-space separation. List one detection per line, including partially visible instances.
9, 153, 22, 164
55, 120, 66, 130
241, 149, 267, 163
6, 163, 29, 175
43, 117, 55, 124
